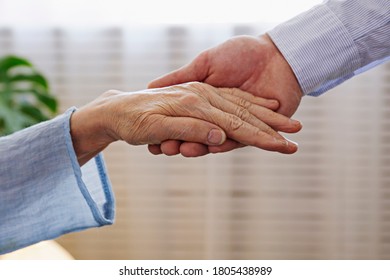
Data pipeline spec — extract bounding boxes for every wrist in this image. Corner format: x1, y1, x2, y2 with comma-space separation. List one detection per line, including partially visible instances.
261, 33, 302, 93
70, 104, 114, 166
258, 33, 303, 117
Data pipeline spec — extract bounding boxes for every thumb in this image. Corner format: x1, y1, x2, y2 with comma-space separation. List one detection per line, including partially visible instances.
159, 117, 226, 146
148, 52, 209, 88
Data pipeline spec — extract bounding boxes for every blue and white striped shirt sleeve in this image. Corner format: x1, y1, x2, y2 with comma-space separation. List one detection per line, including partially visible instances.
0, 108, 115, 254
268, 0, 390, 96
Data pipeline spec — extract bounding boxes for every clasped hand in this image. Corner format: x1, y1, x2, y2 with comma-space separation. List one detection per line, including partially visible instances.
71, 82, 301, 165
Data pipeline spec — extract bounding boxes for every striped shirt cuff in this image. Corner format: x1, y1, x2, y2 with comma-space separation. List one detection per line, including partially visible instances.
268, 4, 361, 96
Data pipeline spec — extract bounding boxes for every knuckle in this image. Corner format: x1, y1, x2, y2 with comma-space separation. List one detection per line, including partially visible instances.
187, 81, 214, 98
102, 89, 121, 97
169, 84, 186, 92
184, 81, 204, 93
254, 127, 265, 137
235, 106, 251, 121
227, 115, 244, 131
237, 97, 252, 110
257, 125, 276, 138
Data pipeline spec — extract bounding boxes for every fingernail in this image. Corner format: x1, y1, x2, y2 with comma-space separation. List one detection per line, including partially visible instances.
208, 129, 225, 145
274, 138, 298, 148
292, 120, 303, 130
288, 139, 298, 147
289, 118, 301, 125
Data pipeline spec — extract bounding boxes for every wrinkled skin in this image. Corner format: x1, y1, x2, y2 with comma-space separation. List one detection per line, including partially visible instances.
70, 82, 301, 165
148, 34, 303, 157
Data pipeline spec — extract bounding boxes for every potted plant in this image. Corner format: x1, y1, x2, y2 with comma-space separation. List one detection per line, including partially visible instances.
0, 55, 58, 136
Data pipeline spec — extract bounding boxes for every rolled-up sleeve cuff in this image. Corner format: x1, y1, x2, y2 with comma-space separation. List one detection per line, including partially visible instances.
268, 4, 361, 96
64, 107, 115, 226
0, 108, 115, 254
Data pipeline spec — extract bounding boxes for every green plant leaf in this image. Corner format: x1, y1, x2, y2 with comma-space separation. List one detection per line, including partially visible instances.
11, 89, 58, 112
35, 92, 58, 112
0, 56, 32, 76
0, 103, 35, 134
9, 74, 49, 89
19, 104, 49, 122
0, 55, 58, 136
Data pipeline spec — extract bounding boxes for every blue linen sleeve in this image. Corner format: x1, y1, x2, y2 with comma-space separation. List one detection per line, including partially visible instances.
0, 108, 115, 254
267, 0, 390, 96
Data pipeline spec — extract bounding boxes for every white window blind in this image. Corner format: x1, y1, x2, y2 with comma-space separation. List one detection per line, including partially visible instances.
0, 25, 389, 260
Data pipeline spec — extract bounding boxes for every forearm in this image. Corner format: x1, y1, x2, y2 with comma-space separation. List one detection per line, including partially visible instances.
0, 109, 114, 254
268, 0, 390, 96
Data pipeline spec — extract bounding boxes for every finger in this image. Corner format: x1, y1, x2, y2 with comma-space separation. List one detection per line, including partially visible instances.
217, 88, 302, 133
158, 116, 227, 146
161, 140, 182, 156
179, 142, 210, 157
172, 84, 297, 153
219, 87, 280, 111
197, 89, 286, 141
178, 139, 245, 156
171, 139, 245, 157
148, 52, 209, 88
207, 111, 297, 154
208, 139, 246, 154
183, 83, 284, 140
148, 144, 162, 155
148, 141, 185, 156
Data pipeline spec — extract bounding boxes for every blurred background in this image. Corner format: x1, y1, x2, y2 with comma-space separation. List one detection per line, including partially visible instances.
1, 0, 389, 259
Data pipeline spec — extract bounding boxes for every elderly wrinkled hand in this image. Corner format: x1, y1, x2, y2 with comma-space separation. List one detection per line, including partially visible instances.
70, 82, 301, 165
